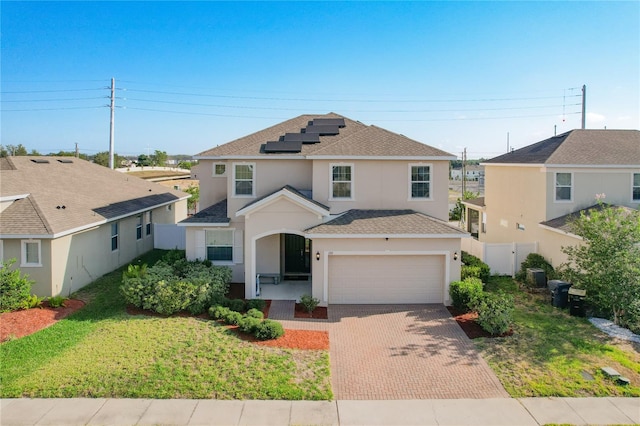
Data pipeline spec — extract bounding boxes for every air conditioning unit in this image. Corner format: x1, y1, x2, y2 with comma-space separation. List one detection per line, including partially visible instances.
526, 268, 546, 287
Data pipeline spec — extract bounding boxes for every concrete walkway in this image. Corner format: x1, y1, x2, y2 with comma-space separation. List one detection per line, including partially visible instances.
2, 397, 638, 425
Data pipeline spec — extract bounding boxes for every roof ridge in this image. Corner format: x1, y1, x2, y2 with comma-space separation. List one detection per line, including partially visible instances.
26, 195, 54, 234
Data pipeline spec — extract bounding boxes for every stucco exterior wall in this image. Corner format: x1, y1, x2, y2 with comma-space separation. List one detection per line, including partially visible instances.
311, 237, 462, 306
311, 159, 450, 220
0, 239, 53, 296
192, 161, 228, 211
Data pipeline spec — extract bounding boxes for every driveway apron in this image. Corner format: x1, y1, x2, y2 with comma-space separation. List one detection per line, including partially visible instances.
278, 304, 508, 400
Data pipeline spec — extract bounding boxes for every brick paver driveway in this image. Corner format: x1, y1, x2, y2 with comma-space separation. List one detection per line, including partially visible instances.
277, 303, 508, 400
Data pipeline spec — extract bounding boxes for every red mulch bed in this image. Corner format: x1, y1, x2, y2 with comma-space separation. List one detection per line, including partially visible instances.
0, 299, 85, 342
229, 326, 329, 350
294, 303, 328, 319
447, 306, 513, 339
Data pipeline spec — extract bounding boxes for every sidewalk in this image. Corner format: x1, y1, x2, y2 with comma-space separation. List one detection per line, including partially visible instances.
2, 397, 638, 425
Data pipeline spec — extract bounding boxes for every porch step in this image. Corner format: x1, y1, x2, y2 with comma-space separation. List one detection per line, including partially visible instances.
268, 300, 295, 320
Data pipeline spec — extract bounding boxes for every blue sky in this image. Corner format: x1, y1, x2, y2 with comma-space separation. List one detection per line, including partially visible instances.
2, 1, 638, 159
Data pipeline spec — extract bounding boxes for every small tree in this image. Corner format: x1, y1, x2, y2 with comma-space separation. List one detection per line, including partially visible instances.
450, 190, 478, 221
560, 200, 640, 328
184, 185, 199, 214
0, 259, 34, 312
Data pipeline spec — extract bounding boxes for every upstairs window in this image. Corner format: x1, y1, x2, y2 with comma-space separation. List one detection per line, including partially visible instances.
233, 164, 254, 197
331, 164, 353, 199
213, 163, 226, 177
555, 172, 572, 202
410, 165, 431, 199
633, 173, 640, 202
206, 230, 233, 262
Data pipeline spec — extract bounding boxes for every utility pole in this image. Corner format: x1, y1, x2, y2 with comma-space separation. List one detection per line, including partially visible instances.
461, 148, 467, 197
109, 77, 115, 169
581, 84, 586, 130
75, 143, 79, 158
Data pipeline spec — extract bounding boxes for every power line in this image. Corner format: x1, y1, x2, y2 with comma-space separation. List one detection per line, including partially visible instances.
2, 106, 105, 112
2, 97, 106, 103
1, 88, 105, 94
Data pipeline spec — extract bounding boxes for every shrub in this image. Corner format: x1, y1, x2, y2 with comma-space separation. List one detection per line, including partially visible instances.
47, 296, 67, 308
245, 308, 264, 319
299, 294, 320, 313
22, 294, 44, 310
0, 259, 34, 312
223, 310, 243, 326
254, 319, 284, 340
120, 257, 232, 316
246, 298, 266, 311
449, 278, 483, 312
227, 299, 246, 313
238, 316, 262, 334
472, 291, 514, 335
461, 251, 490, 283
515, 253, 556, 283
209, 305, 230, 320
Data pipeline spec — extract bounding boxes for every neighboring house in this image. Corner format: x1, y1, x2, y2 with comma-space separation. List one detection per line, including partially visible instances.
0, 156, 189, 297
450, 165, 484, 181
463, 129, 640, 273
181, 113, 466, 306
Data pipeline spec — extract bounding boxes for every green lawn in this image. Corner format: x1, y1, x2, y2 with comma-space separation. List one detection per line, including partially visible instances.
0, 250, 332, 400
476, 276, 640, 397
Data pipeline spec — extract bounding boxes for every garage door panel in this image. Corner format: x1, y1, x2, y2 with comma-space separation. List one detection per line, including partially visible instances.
328, 255, 444, 304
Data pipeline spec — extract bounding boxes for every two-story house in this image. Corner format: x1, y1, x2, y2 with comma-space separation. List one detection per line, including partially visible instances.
0, 156, 189, 297
463, 129, 639, 273
181, 113, 466, 306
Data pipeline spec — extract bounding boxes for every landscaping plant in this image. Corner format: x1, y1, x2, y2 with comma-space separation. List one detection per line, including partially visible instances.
47, 296, 67, 308
449, 277, 483, 312
515, 253, 556, 284
255, 320, 285, 340
559, 201, 640, 332
471, 290, 514, 335
0, 259, 34, 312
300, 294, 320, 313
22, 294, 44, 310
460, 251, 490, 283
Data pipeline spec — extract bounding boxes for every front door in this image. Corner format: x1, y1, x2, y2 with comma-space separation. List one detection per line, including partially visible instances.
284, 234, 311, 274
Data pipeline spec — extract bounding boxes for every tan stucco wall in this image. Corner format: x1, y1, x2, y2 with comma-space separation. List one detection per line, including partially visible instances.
311, 159, 450, 220
192, 161, 228, 211
0, 239, 53, 296
255, 234, 280, 275
311, 237, 462, 306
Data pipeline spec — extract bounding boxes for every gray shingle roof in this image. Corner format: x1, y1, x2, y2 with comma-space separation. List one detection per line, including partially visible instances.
463, 197, 485, 208
305, 209, 467, 236
540, 203, 637, 234
485, 129, 640, 165
237, 185, 330, 215
180, 199, 229, 224
196, 113, 455, 159
0, 157, 188, 237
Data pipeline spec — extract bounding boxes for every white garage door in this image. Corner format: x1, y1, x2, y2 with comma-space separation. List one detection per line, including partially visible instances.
328, 255, 444, 304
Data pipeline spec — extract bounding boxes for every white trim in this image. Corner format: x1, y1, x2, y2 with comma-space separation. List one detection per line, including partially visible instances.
306, 233, 468, 239
482, 162, 639, 169
329, 163, 354, 201
236, 188, 330, 218
461, 200, 486, 211
20, 239, 42, 267
632, 172, 640, 203
232, 162, 256, 198
554, 171, 573, 203
408, 163, 433, 201
0, 194, 30, 202
213, 162, 227, 177
249, 228, 307, 299
205, 228, 236, 263
322, 250, 451, 305
309, 155, 456, 161
178, 221, 230, 227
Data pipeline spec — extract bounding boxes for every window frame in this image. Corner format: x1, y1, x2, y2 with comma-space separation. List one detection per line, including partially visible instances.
632, 172, 640, 203
21, 239, 42, 267
145, 211, 153, 236
111, 222, 119, 251
136, 214, 143, 240
205, 229, 234, 264
408, 163, 432, 200
213, 163, 227, 177
232, 163, 256, 198
554, 172, 573, 203
329, 163, 354, 200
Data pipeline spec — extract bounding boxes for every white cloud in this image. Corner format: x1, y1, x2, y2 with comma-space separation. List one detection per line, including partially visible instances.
617, 115, 631, 121
587, 112, 606, 123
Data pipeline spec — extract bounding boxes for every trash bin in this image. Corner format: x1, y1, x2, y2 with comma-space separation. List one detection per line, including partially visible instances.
548, 280, 571, 308
568, 287, 587, 317
526, 268, 547, 287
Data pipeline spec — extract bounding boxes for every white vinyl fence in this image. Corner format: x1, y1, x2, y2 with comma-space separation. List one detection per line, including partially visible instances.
461, 238, 538, 276
154, 224, 186, 250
